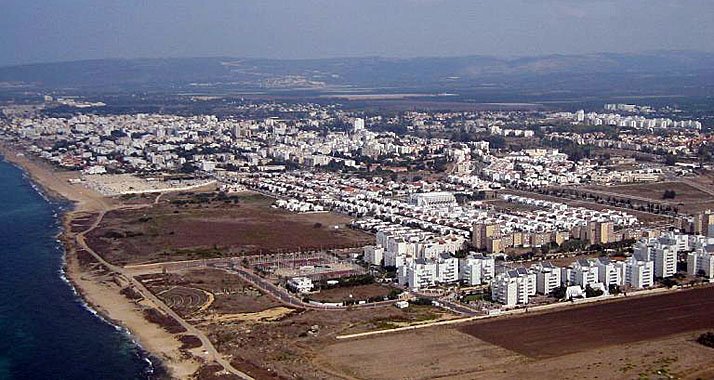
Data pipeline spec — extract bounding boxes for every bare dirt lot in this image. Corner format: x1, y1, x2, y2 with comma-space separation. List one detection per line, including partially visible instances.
460, 286, 714, 359
87, 192, 373, 265
139, 268, 282, 315
588, 181, 714, 203
321, 326, 714, 380
311, 284, 393, 303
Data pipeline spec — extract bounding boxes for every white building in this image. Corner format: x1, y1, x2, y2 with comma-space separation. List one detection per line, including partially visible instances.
403, 259, 438, 290
287, 277, 314, 293
436, 254, 460, 284
634, 235, 678, 278
408, 192, 457, 208
595, 257, 623, 288
687, 247, 714, 280
562, 259, 600, 287
363, 245, 385, 266
623, 257, 654, 289
491, 268, 536, 306
459, 253, 495, 286
531, 262, 561, 295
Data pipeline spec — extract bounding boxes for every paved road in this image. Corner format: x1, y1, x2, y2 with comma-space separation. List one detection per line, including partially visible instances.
411, 290, 480, 316
74, 208, 255, 380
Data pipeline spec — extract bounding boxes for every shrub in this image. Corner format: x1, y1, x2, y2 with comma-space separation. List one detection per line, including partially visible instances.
696, 332, 714, 348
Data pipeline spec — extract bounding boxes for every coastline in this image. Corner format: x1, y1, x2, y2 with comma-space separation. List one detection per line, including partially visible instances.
0, 143, 202, 380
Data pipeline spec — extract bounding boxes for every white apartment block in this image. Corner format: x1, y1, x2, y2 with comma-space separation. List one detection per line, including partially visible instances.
492, 268, 536, 306
363, 245, 384, 266
399, 256, 462, 290
437, 254, 460, 284
491, 275, 519, 307
623, 257, 654, 289
562, 259, 600, 287
595, 257, 623, 288
402, 259, 438, 290
531, 262, 561, 295
459, 253, 495, 286
408, 191, 458, 208
653, 247, 677, 278
687, 247, 714, 280
634, 234, 678, 278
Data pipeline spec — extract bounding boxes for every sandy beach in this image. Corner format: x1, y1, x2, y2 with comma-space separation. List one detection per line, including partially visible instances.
0, 143, 203, 380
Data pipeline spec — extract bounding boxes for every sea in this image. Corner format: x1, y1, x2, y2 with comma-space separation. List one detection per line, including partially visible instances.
0, 159, 155, 380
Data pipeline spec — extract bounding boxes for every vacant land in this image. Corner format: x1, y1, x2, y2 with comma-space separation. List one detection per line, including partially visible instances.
321, 287, 714, 380
460, 286, 714, 359
139, 268, 282, 315
588, 181, 713, 203
311, 284, 393, 303
87, 192, 373, 265
321, 327, 714, 380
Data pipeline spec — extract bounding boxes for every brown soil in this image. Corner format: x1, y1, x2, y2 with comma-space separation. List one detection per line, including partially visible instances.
143, 308, 188, 334
320, 326, 714, 380
588, 181, 714, 203
86, 193, 373, 265
178, 334, 203, 350
312, 284, 393, 303
459, 286, 714, 359
141, 269, 282, 314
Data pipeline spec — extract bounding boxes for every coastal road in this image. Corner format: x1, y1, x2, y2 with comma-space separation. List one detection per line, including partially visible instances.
74, 209, 256, 380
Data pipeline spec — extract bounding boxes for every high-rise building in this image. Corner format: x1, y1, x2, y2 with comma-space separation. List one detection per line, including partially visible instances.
531, 262, 561, 295
693, 210, 714, 236
472, 222, 501, 250
459, 253, 495, 286
688, 248, 714, 280
353, 117, 365, 132
492, 268, 536, 306
586, 221, 614, 245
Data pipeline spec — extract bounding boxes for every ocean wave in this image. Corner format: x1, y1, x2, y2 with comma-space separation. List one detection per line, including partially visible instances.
14, 163, 157, 379
58, 254, 156, 379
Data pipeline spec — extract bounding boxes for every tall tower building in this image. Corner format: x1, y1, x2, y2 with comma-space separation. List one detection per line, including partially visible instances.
472, 222, 501, 250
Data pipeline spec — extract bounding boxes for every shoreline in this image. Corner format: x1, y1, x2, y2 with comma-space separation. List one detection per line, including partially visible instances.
0, 144, 202, 380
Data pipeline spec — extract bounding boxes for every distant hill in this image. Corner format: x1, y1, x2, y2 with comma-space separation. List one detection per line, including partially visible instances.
1, 51, 714, 96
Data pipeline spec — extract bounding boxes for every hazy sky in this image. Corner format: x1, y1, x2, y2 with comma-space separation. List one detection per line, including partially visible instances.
1, 0, 713, 66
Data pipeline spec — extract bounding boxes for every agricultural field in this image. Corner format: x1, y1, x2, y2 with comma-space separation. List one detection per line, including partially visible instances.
459, 286, 714, 358
320, 287, 714, 380
87, 191, 373, 265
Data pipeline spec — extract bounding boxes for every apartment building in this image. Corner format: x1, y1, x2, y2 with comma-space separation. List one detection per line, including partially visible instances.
472, 222, 501, 250
531, 262, 561, 295
459, 253, 495, 286
687, 246, 714, 280
562, 259, 600, 287
595, 257, 623, 288
436, 254, 460, 283
408, 191, 457, 208
363, 245, 384, 266
491, 268, 536, 306
634, 236, 677, 278
585, 221, 614, 245
623, 257, 654, 289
